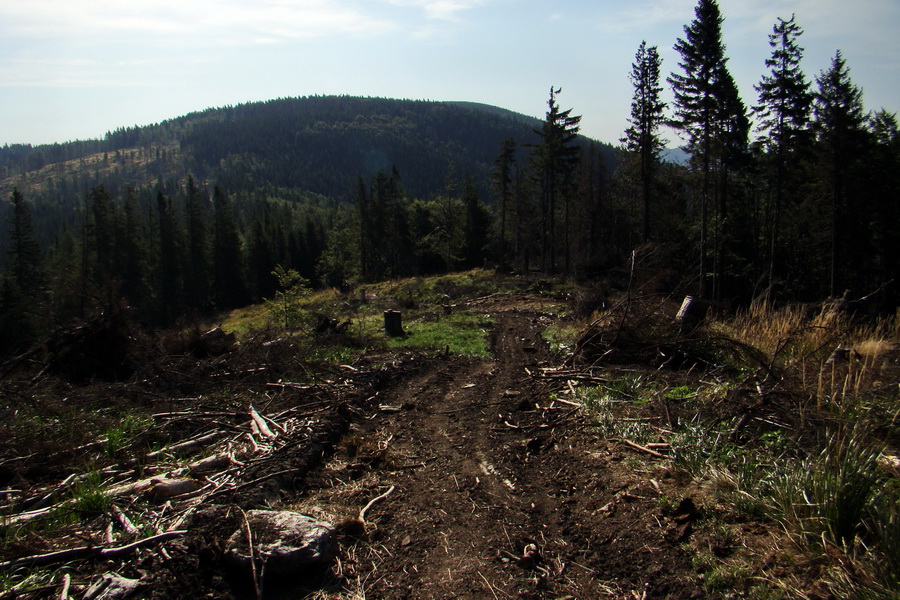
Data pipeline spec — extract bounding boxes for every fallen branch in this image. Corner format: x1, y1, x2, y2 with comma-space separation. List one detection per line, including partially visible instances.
249, 405, 276, 439
0, 530, 187, 570
238, 508, 262, 600
612, 438, 667, 459
111, 505, 139, 535
58, 573, 71, 600
552, 396, 582, 408
142, 431, 225, 462
358, 485, 396, 525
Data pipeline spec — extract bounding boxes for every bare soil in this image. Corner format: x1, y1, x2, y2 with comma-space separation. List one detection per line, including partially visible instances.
2, 295, 725, 599
292, 302, 706, 599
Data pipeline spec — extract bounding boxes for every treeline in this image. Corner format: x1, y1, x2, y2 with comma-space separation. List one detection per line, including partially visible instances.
616, 1, 899, 307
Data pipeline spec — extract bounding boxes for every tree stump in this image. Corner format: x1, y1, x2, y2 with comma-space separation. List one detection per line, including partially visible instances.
384, 310, 404, 337
675, 295, 707, 330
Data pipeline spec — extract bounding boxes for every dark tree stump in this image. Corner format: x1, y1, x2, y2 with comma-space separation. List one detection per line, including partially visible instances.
384, 310, 404, 337
676, 295, 707, 329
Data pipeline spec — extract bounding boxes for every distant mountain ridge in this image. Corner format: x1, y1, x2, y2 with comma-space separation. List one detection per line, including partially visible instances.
1, 96, 618, 204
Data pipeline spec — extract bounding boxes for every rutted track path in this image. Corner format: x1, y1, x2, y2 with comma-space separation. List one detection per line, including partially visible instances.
298, 306, 702, 599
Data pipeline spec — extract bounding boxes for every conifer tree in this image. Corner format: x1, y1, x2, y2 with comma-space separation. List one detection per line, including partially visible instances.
754, 15, 813, 291
184, 176, 211, 311
814, 51, 867, 297
867, 110, 900, 308
490, 137, 517, 259
530, 87, 581, 274
156, 191, 184, 325
7, 189, 44, 299
668, 0, 744, 298
623, 41, 667, 243
462, 175, 492, 269
212, 186, 249, 309
87, 184, 115, 284
117, 192, 151, 312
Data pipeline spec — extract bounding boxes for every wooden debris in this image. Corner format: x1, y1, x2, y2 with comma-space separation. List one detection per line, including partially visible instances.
58, 573, 71, 600
358, 485, 396, 526
613, 438, 667, 459
249, 405, 277, 439
144, 478, 202, 500
0, 531, 187, 570
111, 505, 139, 535
82, 573, 144, 600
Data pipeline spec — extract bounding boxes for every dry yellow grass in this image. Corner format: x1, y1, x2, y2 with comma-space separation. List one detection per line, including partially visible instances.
721, 300, 899, 414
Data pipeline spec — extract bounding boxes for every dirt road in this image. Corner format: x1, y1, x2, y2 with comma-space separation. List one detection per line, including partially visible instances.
297, 305, 702, 599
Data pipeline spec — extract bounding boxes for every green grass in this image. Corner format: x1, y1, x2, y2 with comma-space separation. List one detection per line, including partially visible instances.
68, 470, 112, 519
383, 312, 494, 358
103, 414, 152, 457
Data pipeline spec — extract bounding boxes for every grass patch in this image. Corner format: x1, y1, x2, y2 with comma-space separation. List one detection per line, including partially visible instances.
383, 312, 494, 358
68, 470, 112, 519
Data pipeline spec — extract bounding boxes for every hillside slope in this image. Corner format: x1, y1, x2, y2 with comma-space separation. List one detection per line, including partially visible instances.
1, 96, 618, 205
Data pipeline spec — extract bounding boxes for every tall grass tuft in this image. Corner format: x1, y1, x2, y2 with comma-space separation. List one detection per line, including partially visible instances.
768, 429, 885, 550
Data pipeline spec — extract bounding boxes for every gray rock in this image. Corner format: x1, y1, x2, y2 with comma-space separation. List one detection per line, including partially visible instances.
226, 510, 336, 576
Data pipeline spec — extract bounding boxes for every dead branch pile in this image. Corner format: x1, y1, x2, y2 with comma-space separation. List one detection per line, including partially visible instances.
567, 293, 769, 374
567, 295, 699, 368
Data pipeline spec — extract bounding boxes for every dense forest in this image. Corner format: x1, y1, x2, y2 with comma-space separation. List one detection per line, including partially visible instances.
1, 0, 898, 357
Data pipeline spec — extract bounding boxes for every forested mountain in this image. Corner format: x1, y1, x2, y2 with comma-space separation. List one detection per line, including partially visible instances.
0, 96, 616, 206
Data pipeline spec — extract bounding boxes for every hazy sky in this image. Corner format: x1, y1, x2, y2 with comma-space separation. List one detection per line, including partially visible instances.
2, 0, 898, 147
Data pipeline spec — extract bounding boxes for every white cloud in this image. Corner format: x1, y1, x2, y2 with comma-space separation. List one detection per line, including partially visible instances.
0, 0, 396, 45
594, 0, 689, 36
387, 0, 483, 21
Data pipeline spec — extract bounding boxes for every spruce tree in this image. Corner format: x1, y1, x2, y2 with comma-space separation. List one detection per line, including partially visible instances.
462, 175, 492, 269
156, 191, 184, 325
87, 184, 115, 284
212, 186, 249, 309
7, 189, 44, 299
490, 137, 517, 259
530, 87, 581, 274
813, 51, 867, 296
623, 41, 667, 243
668, 0, 744, 298
184, 176, 211, 311
754, 15, 813, 291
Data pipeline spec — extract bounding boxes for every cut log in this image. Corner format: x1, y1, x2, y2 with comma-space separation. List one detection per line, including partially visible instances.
384, 310, 404, 337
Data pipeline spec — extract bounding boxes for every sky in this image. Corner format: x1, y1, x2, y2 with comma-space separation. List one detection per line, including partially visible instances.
2, 0, 899, 148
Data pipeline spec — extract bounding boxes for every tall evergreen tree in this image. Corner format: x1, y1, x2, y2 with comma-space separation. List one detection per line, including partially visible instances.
156, 191, 184, 325
623, 41, 667, 243
530, 87, 581, 274
87, 184, 115, 284
867, 110, 900, 308
668, 0, 742, 298
490, 137, 517, 260
7, 189, 44, 299
116, 192, 151, 312
462, 175, 492, 269
813, 51, 867, 297
754, 15, 813, 291
184, 176, 211, 311
212, 186, 249, 309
